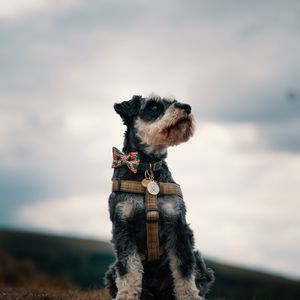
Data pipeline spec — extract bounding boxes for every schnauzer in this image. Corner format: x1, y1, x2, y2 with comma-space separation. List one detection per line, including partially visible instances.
104, 95, 214, 300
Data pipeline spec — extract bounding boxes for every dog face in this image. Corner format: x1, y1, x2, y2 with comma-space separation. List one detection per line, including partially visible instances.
114, 95, 195, 154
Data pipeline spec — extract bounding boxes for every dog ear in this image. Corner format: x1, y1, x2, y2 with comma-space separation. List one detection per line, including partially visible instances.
114, 95, 141, 125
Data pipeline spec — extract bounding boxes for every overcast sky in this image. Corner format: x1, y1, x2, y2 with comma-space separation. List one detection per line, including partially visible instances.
0, 0, 300, 280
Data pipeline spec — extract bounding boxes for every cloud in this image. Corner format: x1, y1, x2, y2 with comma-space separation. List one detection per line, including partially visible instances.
258, 119, 300, 152
0, 0, 80, 20
2, 0, 298, 153
18, 194, 112, 240
0, 102, 121, 224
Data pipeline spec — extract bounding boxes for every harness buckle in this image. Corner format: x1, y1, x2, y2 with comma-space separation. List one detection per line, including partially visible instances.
146, 210, 159, 222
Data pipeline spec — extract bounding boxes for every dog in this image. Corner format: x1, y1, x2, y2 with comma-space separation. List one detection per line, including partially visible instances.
104, 95, 214, 300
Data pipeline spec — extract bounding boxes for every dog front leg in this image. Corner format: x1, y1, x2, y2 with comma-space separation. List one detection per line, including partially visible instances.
115, 251, 143, 300
167, 222, 203, 300
113, 216, 143, 300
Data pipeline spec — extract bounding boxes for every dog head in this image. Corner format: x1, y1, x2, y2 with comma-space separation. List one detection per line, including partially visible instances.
114, 95, 195, 156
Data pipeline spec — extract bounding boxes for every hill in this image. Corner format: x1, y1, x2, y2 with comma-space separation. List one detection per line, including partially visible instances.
0, 229, 112, 289
1, 229, 300, 300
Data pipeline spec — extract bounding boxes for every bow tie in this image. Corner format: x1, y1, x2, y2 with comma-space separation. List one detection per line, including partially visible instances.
112, 147, 140, 173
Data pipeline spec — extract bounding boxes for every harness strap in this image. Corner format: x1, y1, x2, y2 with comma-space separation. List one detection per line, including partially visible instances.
145, 190, 160, 261
112, 179, 183, 262
139, 245, 165, 261
112, 180, 183, 198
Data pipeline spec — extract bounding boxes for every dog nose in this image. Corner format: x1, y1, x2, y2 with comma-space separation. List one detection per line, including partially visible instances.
174, 102, 192, 114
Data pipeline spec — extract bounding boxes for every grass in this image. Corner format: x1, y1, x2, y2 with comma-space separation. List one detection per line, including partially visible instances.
0, 287, 111, 300
0, 287, 230, 300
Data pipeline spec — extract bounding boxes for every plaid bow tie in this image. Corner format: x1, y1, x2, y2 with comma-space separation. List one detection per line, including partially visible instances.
112, 147, 140, 173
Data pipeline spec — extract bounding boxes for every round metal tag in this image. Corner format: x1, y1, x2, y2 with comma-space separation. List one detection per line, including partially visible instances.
147, 181, 160, 195
141, 178, 150, 188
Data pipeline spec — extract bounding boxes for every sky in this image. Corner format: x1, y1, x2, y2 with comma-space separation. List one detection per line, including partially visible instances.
0, 0, 300, 280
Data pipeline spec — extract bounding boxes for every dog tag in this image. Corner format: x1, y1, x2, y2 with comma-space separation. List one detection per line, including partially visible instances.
141, 178, 150, 188
147, 180, 160, 195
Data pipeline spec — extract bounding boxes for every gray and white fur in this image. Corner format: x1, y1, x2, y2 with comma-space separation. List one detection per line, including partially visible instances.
104, 95, 214, 300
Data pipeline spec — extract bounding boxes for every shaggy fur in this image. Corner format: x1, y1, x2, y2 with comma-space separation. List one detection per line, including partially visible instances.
104, 95, 214, 300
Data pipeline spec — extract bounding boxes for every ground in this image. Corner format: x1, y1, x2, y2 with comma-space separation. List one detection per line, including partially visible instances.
0, 287, 111, 300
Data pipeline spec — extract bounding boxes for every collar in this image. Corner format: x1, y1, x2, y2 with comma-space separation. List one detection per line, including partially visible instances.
112, 146, 164, 173
138, 160, 164, 172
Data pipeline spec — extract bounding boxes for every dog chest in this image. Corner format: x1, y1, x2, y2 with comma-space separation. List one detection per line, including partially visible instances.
113, 193, 184, 221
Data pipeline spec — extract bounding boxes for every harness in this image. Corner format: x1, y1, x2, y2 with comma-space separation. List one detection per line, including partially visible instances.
111, 147, 183, 261
112, 178, 183, 261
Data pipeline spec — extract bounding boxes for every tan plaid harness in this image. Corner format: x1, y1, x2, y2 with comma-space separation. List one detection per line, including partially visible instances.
112, 179, 183, 261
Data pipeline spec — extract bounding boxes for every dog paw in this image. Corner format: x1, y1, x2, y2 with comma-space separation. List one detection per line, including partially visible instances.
115, 294, 140, 300
113, 297, 139, 300
114, 297, 126, 300
179, 295, 203, 300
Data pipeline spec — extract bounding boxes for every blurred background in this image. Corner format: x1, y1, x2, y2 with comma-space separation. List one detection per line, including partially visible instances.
0, 0, 300, 299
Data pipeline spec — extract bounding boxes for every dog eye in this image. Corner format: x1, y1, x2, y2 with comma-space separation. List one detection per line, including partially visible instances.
152, 105, 158, 111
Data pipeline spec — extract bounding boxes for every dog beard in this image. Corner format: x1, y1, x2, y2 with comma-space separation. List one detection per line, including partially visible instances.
159, 114, 195, 146
135, 106, 195, 150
